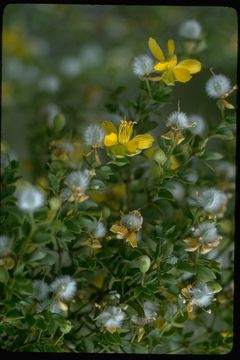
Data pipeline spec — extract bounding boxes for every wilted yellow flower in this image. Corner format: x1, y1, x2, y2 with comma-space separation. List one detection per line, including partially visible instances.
183, 222, 221, 254
110, 210, 143, 248
148, 37, 201, 85
102, 120, 154, 158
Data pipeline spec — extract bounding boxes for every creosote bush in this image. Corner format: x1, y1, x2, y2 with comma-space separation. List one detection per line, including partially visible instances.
1, 9, 236, 354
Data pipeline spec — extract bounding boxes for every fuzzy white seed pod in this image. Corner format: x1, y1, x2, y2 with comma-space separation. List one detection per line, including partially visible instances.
39, 75, 60, 93
132, 55, 154, 77
182, 168, 199, 184
188, 115, 208, 137
198, 188, 228, 213
65, 170, 90, 192
214, 161, 236, 180
60, 57, 82, 77
0, 235, 11, 257
84, 124, 105, 147
50, 275, 77, 301
205, 75, 231, 98
32, 280, 50, 301
16, 186, 45, 212
120, 210, 143, 232
43, 103, 61, 126
191, 283, 214, 307
168, 181, 186, 202
179, 20, 202, 39
193, 222, 219, 243
97, 306, 126, 331
93, 222, 107, 239
143, 301, 158, 319
166, 111, 194, 129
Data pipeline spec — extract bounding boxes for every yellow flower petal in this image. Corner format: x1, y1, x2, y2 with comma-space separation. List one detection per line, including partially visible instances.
176, 59, 201, 74
110, 224, 128, 238
127, 232, 137, 248
155, 56, 177, 72
148, 37, 165, 62
167, 39, 175, 56
154, 62, 168, 72
161, 70, 176, 85
172, 67, 192, 83
104, 132, 118, 147
127, 134, 154, 153
101, 121, 117, 134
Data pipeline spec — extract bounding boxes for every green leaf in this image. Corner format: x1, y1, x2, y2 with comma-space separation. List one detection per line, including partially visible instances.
32, 231, 54, 245
137, 120, 158, 133
177, 261, 196, 273
212, 124, 234, 140
0, 266, 10, 284
203, 152, 223, 161
59, 320, 72, 334
132, 344, 149, 354
196, 266, 216, 282
27, 249, 47, 262
165, 225, 176, 236
162, 242, 174, 256
48, 173, 59, 191
162, 274, 177, 284
1, 186, 16, 200
96, 165, 114, 179
206, 281, 222, 293
108, 158, 130, 167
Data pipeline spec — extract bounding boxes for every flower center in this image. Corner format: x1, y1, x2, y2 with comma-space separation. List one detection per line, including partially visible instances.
118, 120, 136, 144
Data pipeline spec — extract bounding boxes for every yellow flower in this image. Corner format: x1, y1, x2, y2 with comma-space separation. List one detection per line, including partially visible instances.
148, 37, 201, 85
110, 210, 143, 248
102, 120, 154, 158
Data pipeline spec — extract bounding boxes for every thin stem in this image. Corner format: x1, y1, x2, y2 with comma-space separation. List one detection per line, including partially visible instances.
145, 78, 152, 98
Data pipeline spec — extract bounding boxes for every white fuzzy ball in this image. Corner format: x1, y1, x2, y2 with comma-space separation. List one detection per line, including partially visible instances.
17, 186, 45, 212
179, 20, 202, 39
193, 222, 219, 243
50, 275, 77, 301
93, 222, 106, 239
84, 124, 105, 147
0, 235, 11, 257
188, 114, 208, 137
97, 306, 126, 331
166, 111, 194, 129
191, 283, 214, 307
198, 188, 228, 213
65, 170, 90, 192
32, 280, 50, 301
206, 75, 231, 98
132, 55, 154, 77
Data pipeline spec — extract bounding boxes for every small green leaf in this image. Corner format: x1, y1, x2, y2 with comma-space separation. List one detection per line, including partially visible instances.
196, 266, 216, 282
0, 266, 10, 284
177, 261, 196, 273
203, 152, 223, 161
207, 281, 223, 293
48, 173, 59, 191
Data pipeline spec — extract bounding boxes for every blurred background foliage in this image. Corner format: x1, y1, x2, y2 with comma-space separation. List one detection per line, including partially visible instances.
2, 4, 237, 179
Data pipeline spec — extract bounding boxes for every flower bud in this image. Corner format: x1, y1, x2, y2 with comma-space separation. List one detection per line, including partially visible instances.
49, 196, 62, 211
153, 148, 167, 165
138, 255, 151, 273
53, 113, 66, 132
